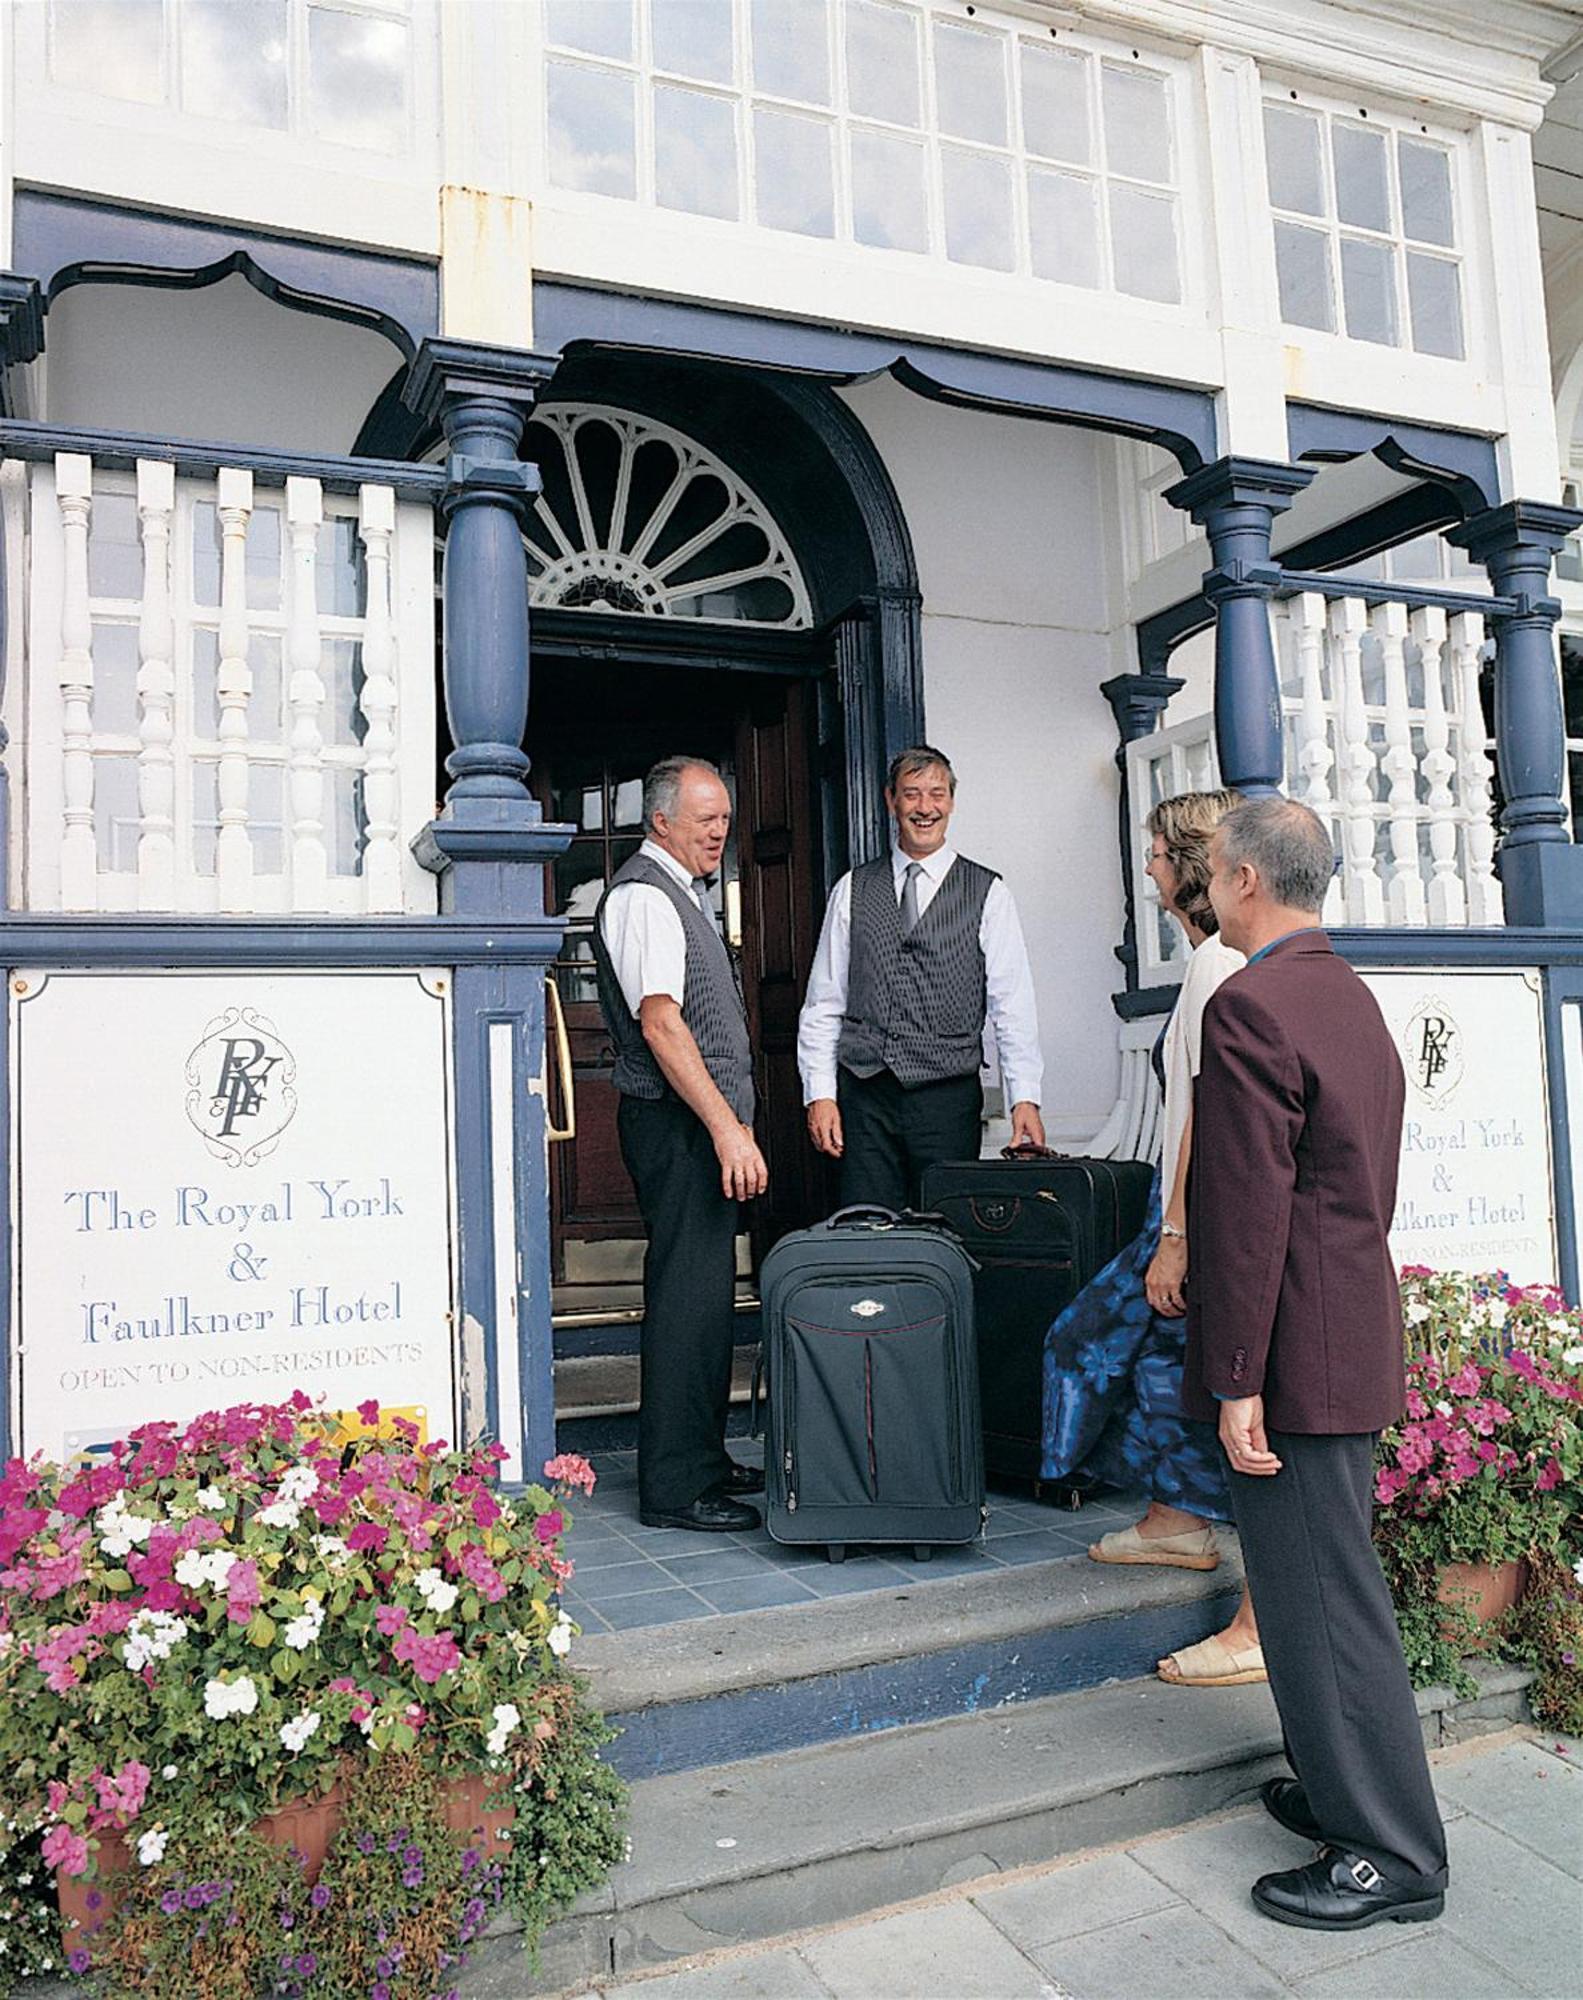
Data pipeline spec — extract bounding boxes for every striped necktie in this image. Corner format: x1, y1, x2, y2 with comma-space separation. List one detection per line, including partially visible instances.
899, 861, 925, 936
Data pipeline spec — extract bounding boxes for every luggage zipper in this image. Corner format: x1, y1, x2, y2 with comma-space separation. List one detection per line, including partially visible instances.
782, 1343, 798, 1511
864, 1339, 878, 1498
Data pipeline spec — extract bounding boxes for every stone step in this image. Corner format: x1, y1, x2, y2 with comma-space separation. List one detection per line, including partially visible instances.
460, 1660, 1533, 1997
582, 1545, 1247, 1779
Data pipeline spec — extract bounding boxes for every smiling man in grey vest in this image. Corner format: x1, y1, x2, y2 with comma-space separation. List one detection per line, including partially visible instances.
799, 746, 1045, 1211
592, 756, 766, 1534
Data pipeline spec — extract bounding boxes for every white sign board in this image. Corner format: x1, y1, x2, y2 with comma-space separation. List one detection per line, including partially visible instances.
13, 970, 457, 1460
1362, 969, 1555, 1285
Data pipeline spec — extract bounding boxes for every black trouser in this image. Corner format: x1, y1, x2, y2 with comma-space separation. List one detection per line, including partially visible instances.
617, 1095, 739, 1512
836, 1067, 983, 1213
1229, 1429, 1448, 1892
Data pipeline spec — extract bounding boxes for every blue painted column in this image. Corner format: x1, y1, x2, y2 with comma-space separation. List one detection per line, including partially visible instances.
1448, 500, 1583, 926
405, 339, 574, 1481
1164, 457, 1315, 796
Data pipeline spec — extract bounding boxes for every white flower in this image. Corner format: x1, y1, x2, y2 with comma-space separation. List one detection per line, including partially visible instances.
312, 1534, 350, 1567
1574, 1556, 1583, 1588
174, 1548, 236, 1593
203, 1674, 258, 1719
195, 1485, 227, 1512
1564, 1345, 1583, 1367
96, 1494, 154, 1559
279, 1466, 319, 1504
279, 1711, 321, 1754
1485, 1301, 1509, 1329
283, 1596, 324, 1652
547, 1611, 575, 1659
1435, 1401, 1453, 1418
161, 1765, 178, 1781
414, 1568, 459, 1616
1404, 1300, 1431, 1325
136, 1828, 169, 1867
256, 1496, 302, 1530
124, 1610, 189, 1672
485, 1702, 521, 1756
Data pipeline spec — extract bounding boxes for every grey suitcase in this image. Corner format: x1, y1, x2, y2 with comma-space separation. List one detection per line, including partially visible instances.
758, 1205, 984, 1559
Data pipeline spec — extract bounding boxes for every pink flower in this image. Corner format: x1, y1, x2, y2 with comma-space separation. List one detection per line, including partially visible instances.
534, 1509, 565, 1545
544, 1452, 596, 1495
1375, 1466, 1409, 1503
42, 1824, 90, 1878
1477, 1441, 1499, 1462
91, 1761, 150, 1828
347, 1522, 388, 1555
224, 1558, 262, 1626
392, 1625, 461, 1684
375, 1603, 409, 1637
1536, 1458, 1564, 1492
471, 1490, 501, 1530
458, 1544, 507, 1603
358, 1399, 380, 1426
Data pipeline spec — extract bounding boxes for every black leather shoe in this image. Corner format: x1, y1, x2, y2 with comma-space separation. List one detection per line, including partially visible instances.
1261, 1777, 1322, 1843
721, 1460, 766, 1494
639, 1492, 761, 1533
1252, 1848, 1444, 1931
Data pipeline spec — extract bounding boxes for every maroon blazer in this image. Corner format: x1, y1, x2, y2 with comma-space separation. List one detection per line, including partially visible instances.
1183, 930, 1406, 1434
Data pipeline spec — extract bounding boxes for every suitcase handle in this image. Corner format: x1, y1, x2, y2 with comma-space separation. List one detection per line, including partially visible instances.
827, 1204, 903, 1229
999, 1141, 1067, 1161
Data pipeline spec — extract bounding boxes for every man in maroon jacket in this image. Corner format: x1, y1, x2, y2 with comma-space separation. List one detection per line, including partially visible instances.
1188, 796, 1447, 1931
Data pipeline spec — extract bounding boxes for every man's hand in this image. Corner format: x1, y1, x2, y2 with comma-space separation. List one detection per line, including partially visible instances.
1145, 1234, 1188, 1317
807, 1098, 844, 1158
1009, 1102, 1046, 1151
1218, 1395, 1282, 1477
715, 1121, 769, 1201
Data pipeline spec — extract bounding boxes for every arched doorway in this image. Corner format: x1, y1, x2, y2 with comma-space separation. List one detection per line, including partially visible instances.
517, 359, 920, 1314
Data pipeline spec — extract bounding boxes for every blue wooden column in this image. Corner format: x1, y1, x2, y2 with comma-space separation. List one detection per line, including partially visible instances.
1448, 500, 1583, 927
1165, 457, 1315, 796
405, 339, 574, 1482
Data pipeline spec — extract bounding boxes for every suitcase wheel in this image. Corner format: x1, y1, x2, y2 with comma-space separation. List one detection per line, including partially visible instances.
826, 1544, 846, 1565
912, 1544, 933, 1563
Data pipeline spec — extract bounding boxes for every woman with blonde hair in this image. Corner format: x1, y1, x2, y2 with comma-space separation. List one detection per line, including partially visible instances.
1041, 788, 1263, 1687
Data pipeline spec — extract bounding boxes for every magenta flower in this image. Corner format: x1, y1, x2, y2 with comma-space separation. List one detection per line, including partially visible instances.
225, 1558, 262, 1626
347, 1522, 388, 1555
375, 1603, 410, 1637
42, 1823, 90, 1876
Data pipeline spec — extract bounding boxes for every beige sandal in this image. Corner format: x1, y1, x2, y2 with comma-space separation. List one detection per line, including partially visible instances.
1089, 1522, 1220, 1572
1157, 1633, 1268, 1686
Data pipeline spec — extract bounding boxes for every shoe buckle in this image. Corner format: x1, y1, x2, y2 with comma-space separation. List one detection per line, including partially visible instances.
1349, 1857, 1381, 1892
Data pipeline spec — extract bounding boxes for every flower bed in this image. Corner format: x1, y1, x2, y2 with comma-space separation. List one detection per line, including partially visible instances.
1374, 1271, 1583, 1734
0, 1398, 626, 1996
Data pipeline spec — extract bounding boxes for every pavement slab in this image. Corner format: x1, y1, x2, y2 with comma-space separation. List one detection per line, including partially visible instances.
1028, 1903, 1290, 2000
798, 1901, 1069, 1999
969, 1850, 1182, 1950
1433, 1812, 1583, 1998
1287, 1928, 1534, 2000
1431, 1739, 1582, 1879
601, 1950, 833, 1999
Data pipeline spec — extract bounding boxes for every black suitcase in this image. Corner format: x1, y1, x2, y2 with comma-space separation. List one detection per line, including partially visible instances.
759, 1205, 984, 1559
919, 1149, 1154, 1485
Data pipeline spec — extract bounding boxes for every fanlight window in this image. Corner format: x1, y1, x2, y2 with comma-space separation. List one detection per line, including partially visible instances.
523, 405, 812, 627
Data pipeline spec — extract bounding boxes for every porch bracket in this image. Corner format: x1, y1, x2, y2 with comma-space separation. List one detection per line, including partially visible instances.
1102, 671, 1184, 985
1449, 499, 1583, 926
1164, 456, 1315, 797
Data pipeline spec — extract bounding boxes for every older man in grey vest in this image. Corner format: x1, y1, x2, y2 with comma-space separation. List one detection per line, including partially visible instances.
799, 746, 1045, 1211
592, 756, 766, 1533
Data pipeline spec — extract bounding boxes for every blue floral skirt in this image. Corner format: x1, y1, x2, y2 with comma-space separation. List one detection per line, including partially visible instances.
1040, 1170, 1231, 1521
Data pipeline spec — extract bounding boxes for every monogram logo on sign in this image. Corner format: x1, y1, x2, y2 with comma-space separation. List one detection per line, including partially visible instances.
849, 1299, 886, 1318
1403, 998, 1463, 1107
185, 1009, 298, 1167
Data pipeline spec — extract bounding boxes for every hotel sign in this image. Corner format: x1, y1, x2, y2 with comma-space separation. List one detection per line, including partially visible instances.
12, 970, 457, 1460
1362, 969, 1556, 1285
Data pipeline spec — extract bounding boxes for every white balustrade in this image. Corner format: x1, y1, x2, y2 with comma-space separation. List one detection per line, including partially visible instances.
1375, 600, 1426, 926
1329, 594, 1386, 926
1451, 609, 1503, 924
1413, 605, 1464, 926
17, 450, 436, 916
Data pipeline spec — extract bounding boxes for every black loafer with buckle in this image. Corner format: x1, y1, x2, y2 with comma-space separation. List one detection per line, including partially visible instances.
639, 1492, 761, 1534
1260, 1777, 1322, 1843
721, 1460, 766, 1495
1252, 1848, 1445, 1931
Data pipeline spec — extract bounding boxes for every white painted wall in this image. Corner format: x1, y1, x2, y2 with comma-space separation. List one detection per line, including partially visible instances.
838, 375, 1128, 1134
43, 275, 401, 455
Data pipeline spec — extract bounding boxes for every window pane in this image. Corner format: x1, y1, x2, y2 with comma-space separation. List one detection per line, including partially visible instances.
754, 109, 834, 237
1340, 234, 1399, 345
1110, 185, 1180, 302
651, 0, 734, 85
849, 126, 929, 252
322, 637, 366, 749
191, 500, 281, 611
1407, 252, 1464, 359
1020, 42, 1089, 165
1102, 65, 1170, 184
845, 0, 919, 128
933, 21, 1007, 147
1263, 105, 1325, 216
751, 0, 828, 103
94, 756, 141, 874
307, 7, 409, 153
249, 762, 285, 876
1274, 219, 1334, 330
547, 60, 637, 197
1399, 139, 1454, 247
1332, 122, 1390, 233
941, 148, 1014, 271
317, 516, 364, 618
180, 0, 288, 129
50, 0, 163, 102
546, 0, 633, 62
88, 492, 141, 600
1028, 167, 1101, 288
654, 84, 738, 219
328, 766, 364, 877
90, 624, 140, 736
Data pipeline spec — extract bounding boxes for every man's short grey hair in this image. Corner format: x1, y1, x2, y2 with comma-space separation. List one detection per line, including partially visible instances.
643, 756, 724, 831
1217, 797, 1335, 913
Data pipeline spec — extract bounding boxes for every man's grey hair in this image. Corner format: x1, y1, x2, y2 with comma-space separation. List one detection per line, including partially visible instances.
1217, 797, 1335, 913
643, 756, 724, 832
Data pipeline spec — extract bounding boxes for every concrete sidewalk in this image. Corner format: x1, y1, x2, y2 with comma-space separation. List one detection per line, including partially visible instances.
556, 1732, 1581, 2000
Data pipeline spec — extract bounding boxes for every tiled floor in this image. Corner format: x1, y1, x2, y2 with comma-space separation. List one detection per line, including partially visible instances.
559, 1443, 1151, 1633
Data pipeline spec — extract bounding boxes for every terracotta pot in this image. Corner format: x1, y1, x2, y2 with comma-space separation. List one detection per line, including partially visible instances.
58, 1769, 513, 1947
1436, 1557, 1528, 1629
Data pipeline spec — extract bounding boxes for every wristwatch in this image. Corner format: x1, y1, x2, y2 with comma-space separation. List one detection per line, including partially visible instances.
1160, 1221, 1186, 1239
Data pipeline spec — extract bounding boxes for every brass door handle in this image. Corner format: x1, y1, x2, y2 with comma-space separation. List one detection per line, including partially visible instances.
544, 975, 576, 1143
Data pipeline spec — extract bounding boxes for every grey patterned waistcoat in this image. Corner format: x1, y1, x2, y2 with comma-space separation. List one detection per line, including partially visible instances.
837, 854, 997, 1088
592, 853, 755, 1123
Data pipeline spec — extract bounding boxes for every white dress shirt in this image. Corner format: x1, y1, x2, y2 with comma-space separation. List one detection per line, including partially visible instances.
797, 845, 1044, 1107
1158, 932, 1244, 1207
599, 838, 701, 1017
